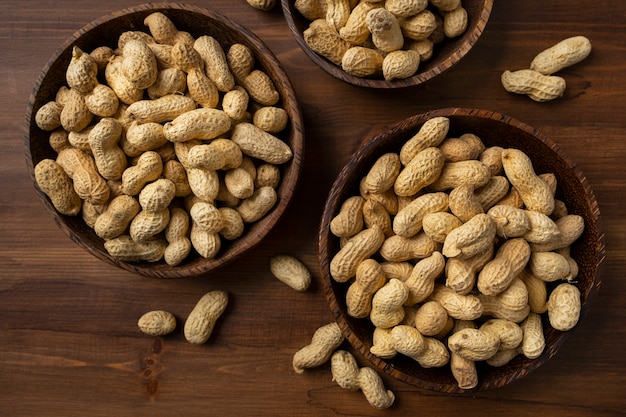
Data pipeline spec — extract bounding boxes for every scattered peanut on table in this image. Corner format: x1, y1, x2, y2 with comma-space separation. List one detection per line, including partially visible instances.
327, 116, 586, 390
501, 35, 592, 101
296, 0, 469, 80
34, 12, 294, 265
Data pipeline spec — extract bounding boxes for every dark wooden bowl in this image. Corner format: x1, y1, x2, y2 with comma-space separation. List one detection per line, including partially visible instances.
24, 3, 304, 278
281, 0, 493, 88
318, 108, 605, 392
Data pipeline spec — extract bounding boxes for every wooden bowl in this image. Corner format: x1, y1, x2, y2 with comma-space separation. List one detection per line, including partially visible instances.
24, 3, 304, 278
318, 108, 605, 392
281, 0, 493, 88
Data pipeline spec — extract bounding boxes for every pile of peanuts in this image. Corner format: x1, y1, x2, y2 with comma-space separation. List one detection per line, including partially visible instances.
295, 0, 468, 81
33, 12, 294, 266
328, 116, 584, 390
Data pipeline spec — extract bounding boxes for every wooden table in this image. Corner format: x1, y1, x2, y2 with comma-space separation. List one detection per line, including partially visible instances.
1, 1, 624, 416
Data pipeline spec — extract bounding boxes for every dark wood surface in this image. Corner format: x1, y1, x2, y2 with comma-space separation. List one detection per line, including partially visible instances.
1, 1, 624, 416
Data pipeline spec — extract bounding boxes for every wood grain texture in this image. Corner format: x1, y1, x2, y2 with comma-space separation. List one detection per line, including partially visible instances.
1, 1, 625, 416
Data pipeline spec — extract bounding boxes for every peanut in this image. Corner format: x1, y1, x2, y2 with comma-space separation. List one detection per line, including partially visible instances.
104, 235, 166, 262
445, 245, 493, 295
501, 69, 566, 102
475, 175, 510, 210
56, 147, 110, 205
433, 285, 483, 320
194, 35, 235, 92
105, 56, 144, 105
519, 312, 545, 359
480, 319, 523, 350
398, 9, 437, 40
164, 207, 191, 266
386, 0, 428, 18
547, 282, 581, 331
88, 117, 127, 181
236, 186, 277, 223
487, 204, 530, 238
393, 192, 448, 237
530, 36, 592, 75
370, 327, 397, 359
123, 122, 168, 157
60, 88, 93, 133
34, 159, 82, 216
430, 0, 461, 12
522, 210, 561, 244
442, 213, 496, 259
84, 84, 120, 117
528, 251, 571, 282
35, 101, 63, 131
126, 94, 197, 124
218, 207, 245, 240
366, 8, 404, 52
138, 310, 177, 336
247, 0, 276, 11
363, 153, 401, 194
379, 232, 441, 262
190, 221, 221, 258
449, 319, 478, 389
399, 116, 449, 165
121, 151, 163, 196
339, 2, 380, 45
502, 148, 555, 215
186, 67, 219, 109
146, 68, 187, 99
403, 251, 446, 305
422, 211, 463, 244
231, 123, 293, 164
448, 184, 484, 223
391, 325, 449, 368
163, 108, 231, 142
121, 39, 158, 90
382, 50, 420, 81
187, 138, 243, 171
429, 160, 491, 191
189, 201, 224, 233
370, 278, 409, 328
414, 300, 449, 336
394, 147, 445, 196
295, 0, 328, 21
184, 290, 228, 344
253, 106, 289, 133
269, 255, 312, 292
94, 195, 140, 240
330, 195, 365, 238
144, 12, 188, 46
242, 69, 280, 106
223, 86, 250, 121
476, 237, 531, 296
66, 46, 98, 94
442, 5, 467, 38
447, 328, 500, 361
293, 322, 345, 373
330, 350, 395, 409
346, 258, 387, 318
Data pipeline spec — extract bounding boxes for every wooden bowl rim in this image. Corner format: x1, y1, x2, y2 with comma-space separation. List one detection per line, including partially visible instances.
281, 0, 494, 89
318, 107, 605, 393
24, 2, 305, 278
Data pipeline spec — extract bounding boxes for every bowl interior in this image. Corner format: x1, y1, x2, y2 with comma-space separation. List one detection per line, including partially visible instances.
281, 0, 494, 88
318, 108, 604, 392
25, 3, 304, 278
